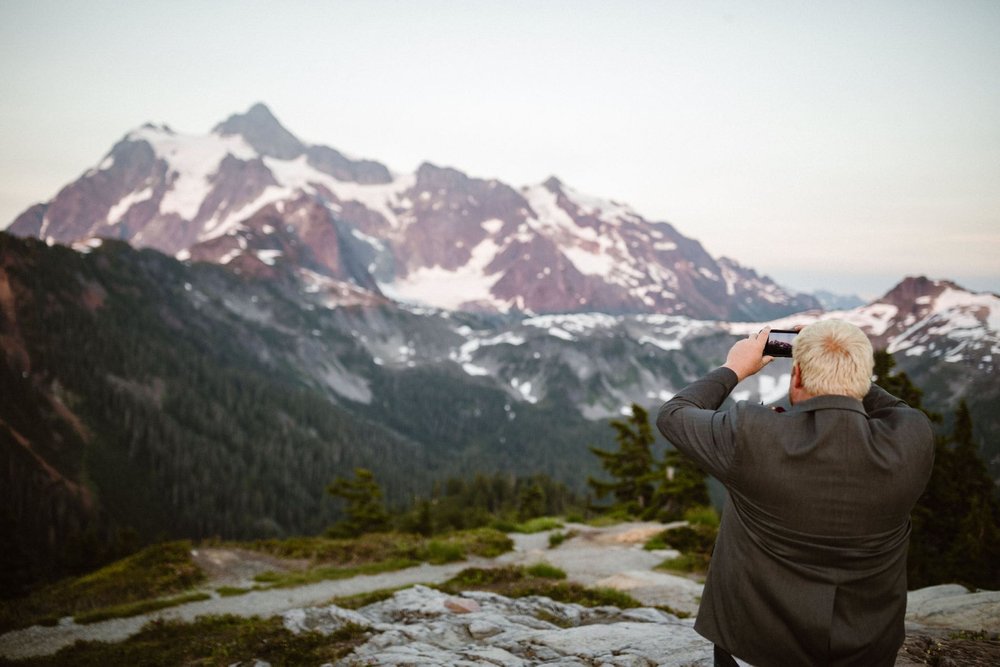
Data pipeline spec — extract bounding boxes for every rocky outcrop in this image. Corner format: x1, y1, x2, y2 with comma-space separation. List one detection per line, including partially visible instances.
905, 584, 1000, 632
282, 584, 712, 666
272, 583, 1000, 666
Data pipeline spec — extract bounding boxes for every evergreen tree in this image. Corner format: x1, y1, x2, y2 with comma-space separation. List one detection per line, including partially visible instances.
872, 350, 939, 422
874, 351, 1000, 589
587, 404, 659, 516
325, 468, 391, 538
517, 481, 546, 521
654, 446, 710, 521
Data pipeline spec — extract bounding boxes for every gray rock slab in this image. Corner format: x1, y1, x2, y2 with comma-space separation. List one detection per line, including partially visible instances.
906, 585, 1000, 632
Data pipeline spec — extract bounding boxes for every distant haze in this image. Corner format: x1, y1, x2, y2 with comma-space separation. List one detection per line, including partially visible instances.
1, 0, 997, 299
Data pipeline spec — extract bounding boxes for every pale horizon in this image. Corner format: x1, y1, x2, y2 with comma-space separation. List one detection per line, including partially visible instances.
2, 1, 998, 301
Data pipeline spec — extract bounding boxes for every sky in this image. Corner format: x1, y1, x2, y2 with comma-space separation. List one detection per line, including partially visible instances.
1, 0, 998, 299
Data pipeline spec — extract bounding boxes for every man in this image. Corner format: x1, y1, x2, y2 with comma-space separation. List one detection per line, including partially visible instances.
657, 319, 934, 667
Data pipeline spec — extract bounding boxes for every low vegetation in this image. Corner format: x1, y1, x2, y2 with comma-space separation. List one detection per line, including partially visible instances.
548, 529, 579, 548
0, 541, 203, 634
241, 527, 511, 571
2, 614, 368, 667
646, 506, 719, 575
493, 516, 565, 534
1, 564, 655, 666
0, 528, 512, 635
437, 565, 640, 610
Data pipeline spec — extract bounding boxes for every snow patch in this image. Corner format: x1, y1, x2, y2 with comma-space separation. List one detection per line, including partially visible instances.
481, 218, 504, 235
107, 186, 154, 224
256, 249, 282, 266
130, 125, 256, 220
381, 236, 503, 310
637, 336, 682, 352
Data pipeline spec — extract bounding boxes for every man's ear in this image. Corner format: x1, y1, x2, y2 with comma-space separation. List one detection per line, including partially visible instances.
792, 363, 804, 389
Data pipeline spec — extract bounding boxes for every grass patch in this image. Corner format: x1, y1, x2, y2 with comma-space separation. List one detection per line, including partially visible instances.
548, 529, 579, 549
216, 586, 253, 597
655, 553, 711, 574
240, 528, 512, 568
0, 541, 204, 634
512, 517, 564, 533
420, 540, 465, 564
3, 614, 369, 666
683, 505, 720, 528
525, 562, 567, 580
237, 532, 423, 564
253, 557, 419, 588
585, 513, 630, 527
74, 592, 211, 624
325, 585, 416, 610
645, 522, 717, 575
437, 565, 641, 610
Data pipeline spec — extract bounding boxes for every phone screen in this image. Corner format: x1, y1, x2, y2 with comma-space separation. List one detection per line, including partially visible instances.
763, 330, 797, 357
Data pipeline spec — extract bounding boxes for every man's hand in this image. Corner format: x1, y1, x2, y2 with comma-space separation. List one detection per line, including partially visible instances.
723, 327, 774, 382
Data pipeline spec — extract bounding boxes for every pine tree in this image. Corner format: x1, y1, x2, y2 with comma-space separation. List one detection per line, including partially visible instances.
325, 468, 391, 538
872, 350, 939, 422
517, 482, 546, 521
655, 446, 710, 521
875, 352, 1000, 589
587, 404, 659, 516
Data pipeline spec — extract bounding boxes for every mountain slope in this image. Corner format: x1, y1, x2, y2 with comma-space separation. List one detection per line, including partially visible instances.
2, 232, 998, 590
0, 233, 621, 584
8, 103, 818, 321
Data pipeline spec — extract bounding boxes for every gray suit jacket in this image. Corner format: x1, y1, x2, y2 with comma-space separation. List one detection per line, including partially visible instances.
657, 367, 934, 667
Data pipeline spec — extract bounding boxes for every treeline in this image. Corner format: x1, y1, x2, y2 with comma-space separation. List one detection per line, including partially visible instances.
326, 468, 587, 538
874, 351, 1000, 589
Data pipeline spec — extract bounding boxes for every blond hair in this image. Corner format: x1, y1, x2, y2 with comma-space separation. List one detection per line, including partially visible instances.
792, 319, 873, 399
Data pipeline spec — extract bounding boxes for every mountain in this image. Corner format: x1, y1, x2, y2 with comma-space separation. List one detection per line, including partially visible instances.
731, 275, 1000, 474
7, 103, 818, 321
812, 289, 865, 310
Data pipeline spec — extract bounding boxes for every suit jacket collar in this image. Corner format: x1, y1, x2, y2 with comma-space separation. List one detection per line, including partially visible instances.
788, 394, 867, 416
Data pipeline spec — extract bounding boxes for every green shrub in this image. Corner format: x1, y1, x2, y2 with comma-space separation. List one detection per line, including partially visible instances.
216, 586, 252, 597
548, 531, 568, 548
683, 505, 720, 528
448, 528, 514, 558
421, 540, 465, 564
490, 518, 519, 533
513, 517, 564, 534
656, 553, 710, 574
660, 524, 717, 554
525, 562, 567, 580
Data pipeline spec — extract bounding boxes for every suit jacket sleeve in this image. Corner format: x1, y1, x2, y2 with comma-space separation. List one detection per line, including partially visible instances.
656, 367, 741, 482
862, 382, 910, 414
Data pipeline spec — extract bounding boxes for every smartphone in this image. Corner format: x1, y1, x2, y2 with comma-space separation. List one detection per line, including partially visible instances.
763, 329, 797, 358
